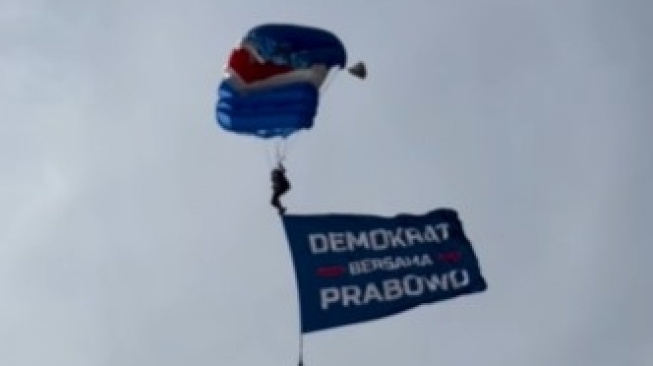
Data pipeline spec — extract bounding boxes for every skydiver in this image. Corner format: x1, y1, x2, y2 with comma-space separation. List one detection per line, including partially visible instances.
271, 163, 291, 215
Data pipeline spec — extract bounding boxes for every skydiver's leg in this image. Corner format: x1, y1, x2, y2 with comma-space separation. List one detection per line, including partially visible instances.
271, 196, 285, 215
271, 192, 281, 208
271, 189, 288, 215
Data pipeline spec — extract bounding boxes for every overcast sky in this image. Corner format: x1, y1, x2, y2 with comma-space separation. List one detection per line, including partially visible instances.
2, 0, 652, 365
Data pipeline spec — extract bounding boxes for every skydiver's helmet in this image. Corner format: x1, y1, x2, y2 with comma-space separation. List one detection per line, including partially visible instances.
347, 61, 367, 79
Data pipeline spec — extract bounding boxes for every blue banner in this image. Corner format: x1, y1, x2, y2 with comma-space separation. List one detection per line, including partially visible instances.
282, 208, 487, 333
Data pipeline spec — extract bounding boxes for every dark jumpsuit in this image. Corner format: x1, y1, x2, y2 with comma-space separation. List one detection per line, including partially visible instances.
271, 167, 291, 214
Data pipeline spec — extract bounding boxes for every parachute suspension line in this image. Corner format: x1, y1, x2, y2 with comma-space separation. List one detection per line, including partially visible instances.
267, 67, 340, 170
296, 281, 305, 366
318, 69, 340, 96
279, 138, 291, 164
274, 132, 301, 167
290, 217, 306, 366
267, 69, 339, 172
262, 134, 300, 170
262, 137, 288, 169
297, 333, 304, 366
274, 140, 285, 166
263, 140, 278, 169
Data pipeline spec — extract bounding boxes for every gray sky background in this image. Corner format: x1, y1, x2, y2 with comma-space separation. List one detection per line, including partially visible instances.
2, 0, 652, 365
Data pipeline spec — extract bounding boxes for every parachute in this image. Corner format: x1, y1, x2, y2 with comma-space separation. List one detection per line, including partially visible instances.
212, 24, 486, 366
215, 24, 360, 140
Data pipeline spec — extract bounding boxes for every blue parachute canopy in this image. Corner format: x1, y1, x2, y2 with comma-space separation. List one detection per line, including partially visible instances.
215, 23, 348, 139
216, 81, 319, 138
244, 24, 347, 69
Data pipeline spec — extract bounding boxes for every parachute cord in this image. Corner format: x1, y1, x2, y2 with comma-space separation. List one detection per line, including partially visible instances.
262, 136, 298, 171
275, 139, 287, 167
298, 333, 304, 366
266, 67, 341, 170
294, 241, 305, 366
275, 140, 284, 166
263, 138, 286, 169
275, 133, 301, 167
296, 290, 305, 366
263, 141, 277, 169
318, 69, 340, 96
